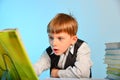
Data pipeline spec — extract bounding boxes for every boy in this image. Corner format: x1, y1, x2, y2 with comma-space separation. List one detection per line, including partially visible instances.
33, 13, 93, 78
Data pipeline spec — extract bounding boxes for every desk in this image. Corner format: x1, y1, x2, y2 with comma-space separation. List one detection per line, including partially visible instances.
45, 78, 109, 80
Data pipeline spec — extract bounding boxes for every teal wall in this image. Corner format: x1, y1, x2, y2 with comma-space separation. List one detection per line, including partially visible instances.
0, 0, 120, 79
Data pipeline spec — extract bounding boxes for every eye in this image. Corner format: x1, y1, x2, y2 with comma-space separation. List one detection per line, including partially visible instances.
58, 37, 64, 41
49, 36, 54, 40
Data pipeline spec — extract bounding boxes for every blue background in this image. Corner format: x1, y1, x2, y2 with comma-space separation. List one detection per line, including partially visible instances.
0, 0, 120, 79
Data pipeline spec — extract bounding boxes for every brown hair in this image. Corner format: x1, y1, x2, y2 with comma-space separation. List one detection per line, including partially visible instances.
47, 13, 78, 36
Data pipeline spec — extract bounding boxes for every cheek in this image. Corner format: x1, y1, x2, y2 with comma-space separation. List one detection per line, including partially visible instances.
60, 41, 71, 50
64, 39, 72, 46
49, 40, 53, 45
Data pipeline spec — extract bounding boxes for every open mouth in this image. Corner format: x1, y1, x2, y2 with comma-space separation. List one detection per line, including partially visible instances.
53, 49, 59, 53
53, 49, 58, 51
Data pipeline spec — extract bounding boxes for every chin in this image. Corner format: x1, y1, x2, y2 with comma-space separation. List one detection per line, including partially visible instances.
54, 52, 62, 56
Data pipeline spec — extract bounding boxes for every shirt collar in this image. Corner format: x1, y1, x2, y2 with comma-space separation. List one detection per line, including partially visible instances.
69, 44, 74, 55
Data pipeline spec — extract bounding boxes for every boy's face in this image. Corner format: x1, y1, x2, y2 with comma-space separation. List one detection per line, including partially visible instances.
48, 32, 77, 55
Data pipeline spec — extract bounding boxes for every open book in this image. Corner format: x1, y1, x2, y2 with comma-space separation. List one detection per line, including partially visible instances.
0, 28, 38, 80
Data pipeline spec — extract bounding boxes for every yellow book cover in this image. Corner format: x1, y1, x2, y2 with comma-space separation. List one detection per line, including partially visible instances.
0, 28, 38, 80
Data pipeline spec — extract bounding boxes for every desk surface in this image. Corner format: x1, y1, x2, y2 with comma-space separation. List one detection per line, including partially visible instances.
45, 78, 109, 80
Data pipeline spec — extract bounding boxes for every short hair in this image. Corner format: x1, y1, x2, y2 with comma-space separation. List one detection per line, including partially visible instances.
47, 13, 78, 36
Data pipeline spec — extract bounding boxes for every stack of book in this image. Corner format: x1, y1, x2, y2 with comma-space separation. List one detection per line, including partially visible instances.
104, 42, 120, 80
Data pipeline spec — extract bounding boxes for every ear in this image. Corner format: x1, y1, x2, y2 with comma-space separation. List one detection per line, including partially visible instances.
71, 35, 78, 45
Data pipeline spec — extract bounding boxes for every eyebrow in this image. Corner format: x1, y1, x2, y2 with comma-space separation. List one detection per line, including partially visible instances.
48, 34, 65, 38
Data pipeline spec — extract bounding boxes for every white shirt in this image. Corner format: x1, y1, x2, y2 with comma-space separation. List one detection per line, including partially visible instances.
33, 42, 93, 78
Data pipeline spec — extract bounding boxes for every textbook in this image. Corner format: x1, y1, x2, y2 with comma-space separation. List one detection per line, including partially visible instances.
107, 74, 120, 80
108, 64, 120, 69
0, 29, 38, 80
105, 49, 120, 55
105, 42, 120, 49
107, 67, 120, 76
104, 59, 120, 64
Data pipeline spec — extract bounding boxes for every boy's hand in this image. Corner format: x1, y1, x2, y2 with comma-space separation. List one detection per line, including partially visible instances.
51, 68, 59, 78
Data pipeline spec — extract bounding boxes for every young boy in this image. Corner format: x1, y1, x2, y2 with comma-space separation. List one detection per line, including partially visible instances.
33, 13, 93, 78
